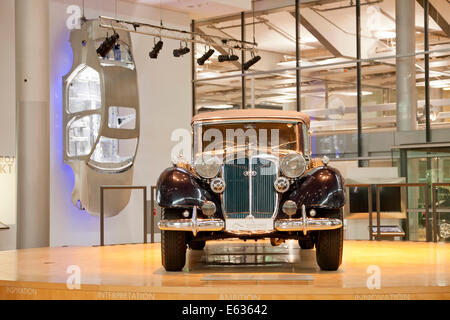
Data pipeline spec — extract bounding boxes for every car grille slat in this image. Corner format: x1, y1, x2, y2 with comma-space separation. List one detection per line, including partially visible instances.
223, 157, 277, 220
223, 158, 249, 219
252, 158, 277, 218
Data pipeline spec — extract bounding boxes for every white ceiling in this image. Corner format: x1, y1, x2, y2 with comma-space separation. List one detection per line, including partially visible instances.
211, 11, 319, 54
125, 0, 252, 19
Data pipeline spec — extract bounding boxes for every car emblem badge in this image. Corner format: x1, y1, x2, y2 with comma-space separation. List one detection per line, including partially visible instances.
244, 171, 257, 177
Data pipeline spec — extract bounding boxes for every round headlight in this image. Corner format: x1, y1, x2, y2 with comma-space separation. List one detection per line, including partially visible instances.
281, 153, 307, 178
194, 156, 221, 179
201, 201, 216, 217
282, 200, 298, 216
274, 177, 290, 193
210, 178, 226, 194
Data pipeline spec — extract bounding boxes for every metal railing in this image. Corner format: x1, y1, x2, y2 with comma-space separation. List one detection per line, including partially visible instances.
346, 183, 434, 241
100, 185, 148, 247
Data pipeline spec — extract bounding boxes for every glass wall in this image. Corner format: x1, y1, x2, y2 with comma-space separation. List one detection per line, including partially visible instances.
193, 0, 450, 148
406, 149, 450, 242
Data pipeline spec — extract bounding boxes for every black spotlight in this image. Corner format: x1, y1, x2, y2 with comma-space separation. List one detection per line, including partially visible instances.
173, 47, 190, 57
218, 54, 239, 62
149, 40, 164, 59
97, 32, 120, 58
243, 55, 261, 71
197, 49, 215, 66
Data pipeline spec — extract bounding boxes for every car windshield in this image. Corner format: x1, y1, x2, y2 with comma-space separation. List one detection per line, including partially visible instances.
194, 121, 304, 158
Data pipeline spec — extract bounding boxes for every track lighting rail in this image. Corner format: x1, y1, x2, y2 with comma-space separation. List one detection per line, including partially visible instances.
99, 16, 258, 51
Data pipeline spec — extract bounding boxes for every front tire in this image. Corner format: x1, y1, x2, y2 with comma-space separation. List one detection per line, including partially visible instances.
161, 209, 187, 272
315, 209, 344, 271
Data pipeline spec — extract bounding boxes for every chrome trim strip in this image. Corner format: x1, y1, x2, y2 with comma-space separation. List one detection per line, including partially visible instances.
275, 218, 343, 232
220, 193, 228, 219
192, 206, 198, 236
193, 119, 305, 126
302, 205, 308, 235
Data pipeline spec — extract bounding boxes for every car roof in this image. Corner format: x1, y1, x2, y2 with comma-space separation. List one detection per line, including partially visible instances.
191, 109, 311, 126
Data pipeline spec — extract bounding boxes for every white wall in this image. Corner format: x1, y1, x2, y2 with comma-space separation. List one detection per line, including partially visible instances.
50, 0, 192, 246
0, 0, 17, 251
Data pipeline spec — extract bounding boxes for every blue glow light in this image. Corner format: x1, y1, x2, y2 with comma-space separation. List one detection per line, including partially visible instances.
50, 26, 99, 237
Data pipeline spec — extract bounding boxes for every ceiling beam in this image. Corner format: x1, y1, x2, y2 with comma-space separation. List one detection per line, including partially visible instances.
289, 11, 341, 57
417, 0, 450, 38
195, 0, 344, 27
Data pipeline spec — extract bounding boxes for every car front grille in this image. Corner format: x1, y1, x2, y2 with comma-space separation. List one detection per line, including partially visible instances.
223, 157, 277, 219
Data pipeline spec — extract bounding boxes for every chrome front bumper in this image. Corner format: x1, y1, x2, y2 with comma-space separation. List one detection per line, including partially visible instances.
276, 205, 342, 235
275, 218, 342, 235
158, 207, 224, 236
158, 206, 342, 236
158, 219, 225, 236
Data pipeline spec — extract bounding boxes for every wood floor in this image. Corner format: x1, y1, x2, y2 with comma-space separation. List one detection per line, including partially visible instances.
0, 240, 449, 300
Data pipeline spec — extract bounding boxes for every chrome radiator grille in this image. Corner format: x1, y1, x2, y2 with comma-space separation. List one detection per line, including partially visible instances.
223, 157, 277, 219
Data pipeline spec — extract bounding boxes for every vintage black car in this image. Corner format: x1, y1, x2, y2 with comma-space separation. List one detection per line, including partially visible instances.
157, 109, 345, 271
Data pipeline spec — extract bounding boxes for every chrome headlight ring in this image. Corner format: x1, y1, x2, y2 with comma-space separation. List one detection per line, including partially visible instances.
282, 200, 298, 217
201, 201, 217, 217
210, 177, 226, 194
280, 153, 307, 179
274, 177, 290, 193
194, 156, 221, 179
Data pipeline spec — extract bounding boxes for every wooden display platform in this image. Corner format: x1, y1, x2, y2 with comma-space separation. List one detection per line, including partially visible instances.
0, 240, 449, 300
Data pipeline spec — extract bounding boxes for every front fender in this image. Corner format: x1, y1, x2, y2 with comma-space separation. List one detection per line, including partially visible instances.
286, 166, 346, 209
156, 167, 217, 209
